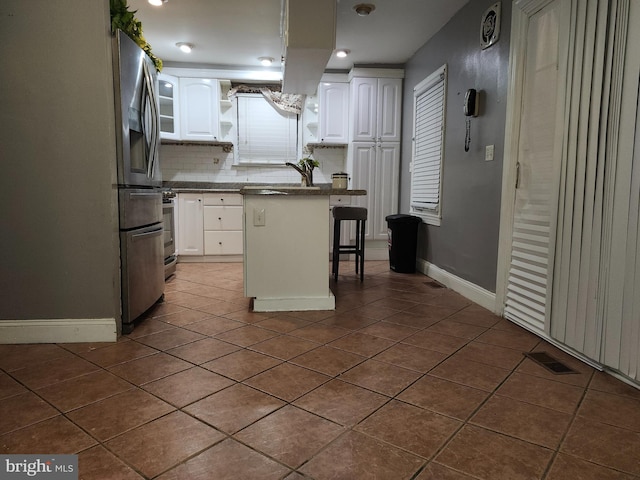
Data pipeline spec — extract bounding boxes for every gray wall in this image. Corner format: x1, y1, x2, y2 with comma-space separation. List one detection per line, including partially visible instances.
0, 1, 121, 321
399, 0, 512, 292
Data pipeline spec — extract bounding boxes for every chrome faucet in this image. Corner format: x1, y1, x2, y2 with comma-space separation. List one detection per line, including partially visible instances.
285, 158, 318, 187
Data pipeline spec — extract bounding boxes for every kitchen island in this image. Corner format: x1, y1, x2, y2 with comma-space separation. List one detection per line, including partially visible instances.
241, 186, 366, 312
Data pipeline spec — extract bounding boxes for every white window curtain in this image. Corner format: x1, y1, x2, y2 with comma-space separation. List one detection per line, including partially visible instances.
235, 93, 298, 165
410, 65, 446, 225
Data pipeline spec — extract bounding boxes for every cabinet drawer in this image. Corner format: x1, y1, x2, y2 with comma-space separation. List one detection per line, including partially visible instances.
203, 193, 242, 206
204, 231, 243, 255
204, 206, 243, 230
330, 195, 352, 206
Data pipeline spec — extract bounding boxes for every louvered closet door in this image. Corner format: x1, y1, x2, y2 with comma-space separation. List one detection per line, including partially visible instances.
504, 0, 569, 335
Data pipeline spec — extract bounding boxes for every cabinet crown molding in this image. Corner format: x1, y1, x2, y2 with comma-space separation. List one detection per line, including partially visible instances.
348, 68, 405, 81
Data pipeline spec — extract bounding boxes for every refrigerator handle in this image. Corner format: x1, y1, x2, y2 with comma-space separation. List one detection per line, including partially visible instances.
142, 60, 160, 179
132, 227, 163, 240
128, 191, 162, 198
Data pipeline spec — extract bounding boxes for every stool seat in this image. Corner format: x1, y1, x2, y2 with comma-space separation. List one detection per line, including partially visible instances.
332, 206, 367, 282
333, 206, 367, 221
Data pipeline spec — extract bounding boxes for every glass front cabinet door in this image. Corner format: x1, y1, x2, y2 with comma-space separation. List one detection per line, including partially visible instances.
158, 74, 180, 140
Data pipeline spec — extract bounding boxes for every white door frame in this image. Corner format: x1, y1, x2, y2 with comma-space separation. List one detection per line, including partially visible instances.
495, 0, 569, 321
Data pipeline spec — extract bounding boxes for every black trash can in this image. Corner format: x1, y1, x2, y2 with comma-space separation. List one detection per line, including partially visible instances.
385, 214, 421, 273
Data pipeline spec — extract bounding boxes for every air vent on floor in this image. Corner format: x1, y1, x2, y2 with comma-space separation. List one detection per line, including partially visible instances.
423, 280, 445, 289
524, 351, 579, 375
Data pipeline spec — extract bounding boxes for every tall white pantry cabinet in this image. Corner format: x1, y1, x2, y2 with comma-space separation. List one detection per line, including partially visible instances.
348, 72, 403, 242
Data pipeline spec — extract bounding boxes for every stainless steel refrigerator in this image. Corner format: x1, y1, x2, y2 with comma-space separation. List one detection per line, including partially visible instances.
112, 30, 164, 334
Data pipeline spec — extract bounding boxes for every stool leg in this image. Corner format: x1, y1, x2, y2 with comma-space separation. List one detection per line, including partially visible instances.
360, 219, 365, 282
354, 220, 361, 275
332, 218, 341, 281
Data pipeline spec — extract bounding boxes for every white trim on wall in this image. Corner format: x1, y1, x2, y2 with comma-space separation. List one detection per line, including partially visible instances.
416, 259, 497, 313
416, 260, 604, 371
0, 319, 117, 344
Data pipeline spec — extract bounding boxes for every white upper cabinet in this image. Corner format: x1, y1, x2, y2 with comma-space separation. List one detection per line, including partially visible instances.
303, 95, 319, 145
303, 82, 349, 146
179, 78, 220, 142
217, 80, 235, 143
158, 74, 180, 140
317, 82, 349, 144
350, 77, 402, 143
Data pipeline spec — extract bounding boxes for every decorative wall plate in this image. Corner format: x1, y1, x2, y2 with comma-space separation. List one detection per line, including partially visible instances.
481, 2, 501, 50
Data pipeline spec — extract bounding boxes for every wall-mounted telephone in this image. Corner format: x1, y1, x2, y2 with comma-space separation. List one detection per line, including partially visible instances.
464, 89, 478, 117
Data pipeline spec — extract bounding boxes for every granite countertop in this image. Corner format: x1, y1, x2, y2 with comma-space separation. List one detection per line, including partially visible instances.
162, 181, 245, 193
163, 181, 365, 196
240, 186, 366, 196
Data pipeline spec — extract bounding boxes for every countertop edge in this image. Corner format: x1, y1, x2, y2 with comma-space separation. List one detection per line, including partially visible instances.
239, 187, 367, 196
163, 182, 366, 196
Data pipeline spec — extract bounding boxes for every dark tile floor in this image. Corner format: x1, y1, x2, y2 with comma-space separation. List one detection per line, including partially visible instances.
1, 261, 640, 479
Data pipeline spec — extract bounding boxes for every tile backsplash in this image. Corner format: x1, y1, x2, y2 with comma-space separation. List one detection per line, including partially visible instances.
160, 144, 347, 185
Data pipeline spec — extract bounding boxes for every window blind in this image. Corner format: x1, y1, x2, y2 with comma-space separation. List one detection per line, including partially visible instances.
236, 94, 298, 164
411, 66, 446, 216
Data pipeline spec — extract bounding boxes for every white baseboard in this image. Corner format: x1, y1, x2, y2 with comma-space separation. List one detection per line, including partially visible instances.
365, 247, 389, 261
178, 255, 244, 263
253, 294, 335, 312
416, 259, 497, 313
0, 318, 117, 344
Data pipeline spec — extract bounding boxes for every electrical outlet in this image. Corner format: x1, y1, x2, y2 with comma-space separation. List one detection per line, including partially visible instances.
485, 145, 495, 161
253, 208, 265, 226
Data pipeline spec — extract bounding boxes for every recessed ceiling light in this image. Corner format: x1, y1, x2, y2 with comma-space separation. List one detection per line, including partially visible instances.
176, 42, 194, 53
336, 49, 350, 58
148, 0, 167, 5
353, 3, 375, 15
258, 57, 274, 66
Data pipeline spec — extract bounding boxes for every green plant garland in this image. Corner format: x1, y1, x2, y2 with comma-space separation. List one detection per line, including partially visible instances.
110, 0, 163, 72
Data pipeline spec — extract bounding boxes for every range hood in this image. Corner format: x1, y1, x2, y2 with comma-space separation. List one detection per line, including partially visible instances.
281, 0, 336, 95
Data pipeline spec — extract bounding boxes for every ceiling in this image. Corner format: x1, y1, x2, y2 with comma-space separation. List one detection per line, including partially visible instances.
128, 0, 470, 72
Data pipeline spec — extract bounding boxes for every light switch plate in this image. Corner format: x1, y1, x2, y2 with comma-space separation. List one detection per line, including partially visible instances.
253, 208, 265, 226
485, 144, 495, 161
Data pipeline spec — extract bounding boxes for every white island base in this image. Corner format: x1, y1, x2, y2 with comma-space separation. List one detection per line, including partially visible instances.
243, 190, 335, 312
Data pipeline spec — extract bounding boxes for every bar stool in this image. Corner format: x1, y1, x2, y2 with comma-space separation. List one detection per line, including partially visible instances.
332, 206, 367, 281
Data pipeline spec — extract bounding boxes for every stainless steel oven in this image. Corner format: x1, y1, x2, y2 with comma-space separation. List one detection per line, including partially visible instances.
163, 191, 177, 279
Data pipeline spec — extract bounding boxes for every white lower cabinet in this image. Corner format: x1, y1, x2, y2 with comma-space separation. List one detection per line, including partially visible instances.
203, 194, 243, 255
177, 194, 203, 255
204, 231, 243, 255
350, 142, 400, 241
177, 193, 243, 257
